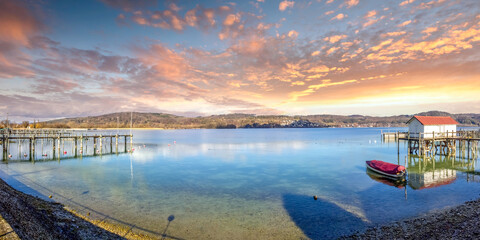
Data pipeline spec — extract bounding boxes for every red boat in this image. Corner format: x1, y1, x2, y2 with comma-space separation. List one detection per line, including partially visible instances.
366, 160, 406, 179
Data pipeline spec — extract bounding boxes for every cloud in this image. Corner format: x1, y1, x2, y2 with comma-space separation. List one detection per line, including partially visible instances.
364, 10, 376, 18
381, 31, 407, 37
223, 14, 239, 26
342, 0, 359, 8
324, 35, 347, 43
279, 1, 295, 11
325, 10, 335, 15
2, 0, 480, 119
0, 0, 43, 46
288, 30, 299, 38
121, 5, 236, 32
0, 0, 44, 78
398, 20, 412, 27
399, 0, 415, 6
289, 79, 358, 101
331, 13, 346, 21
363, 22, 480, 65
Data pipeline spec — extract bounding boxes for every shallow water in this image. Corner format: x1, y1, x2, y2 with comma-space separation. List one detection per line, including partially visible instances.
0, 128, 479, 239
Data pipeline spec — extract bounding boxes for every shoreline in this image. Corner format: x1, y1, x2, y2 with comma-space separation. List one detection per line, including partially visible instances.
0, 174, 479, 240
0, 176, 157, 239
342, 198, 480, 239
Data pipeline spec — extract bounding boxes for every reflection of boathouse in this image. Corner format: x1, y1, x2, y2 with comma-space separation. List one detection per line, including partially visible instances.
408, 169, 456, 190
407, 155, 476, 190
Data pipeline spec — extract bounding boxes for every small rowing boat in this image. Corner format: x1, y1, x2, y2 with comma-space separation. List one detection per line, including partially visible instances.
366, 160, 406, 179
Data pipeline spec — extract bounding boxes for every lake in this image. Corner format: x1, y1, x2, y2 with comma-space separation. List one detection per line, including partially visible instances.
0, 128, 479, 239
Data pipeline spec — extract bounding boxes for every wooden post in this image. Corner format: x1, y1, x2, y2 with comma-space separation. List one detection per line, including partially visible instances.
99, 135, 102, 155
124, 135, 127, 153
432, 131, 435, 156
32, 136, 35, 160
110, 137, 113, 154
29, 138, 32, 161
93, 137, 97, 156
115, 134, 118, 154
80, 135, 83, 155
3, 136, 7, 161
74, 137, 77, 157
57, 137, 61, 160
52, 137, 56, 159
397, 132, 400, 159
468, 140, 470, 159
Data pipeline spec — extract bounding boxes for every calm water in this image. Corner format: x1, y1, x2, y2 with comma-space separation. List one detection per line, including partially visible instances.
1, 128, 480, 239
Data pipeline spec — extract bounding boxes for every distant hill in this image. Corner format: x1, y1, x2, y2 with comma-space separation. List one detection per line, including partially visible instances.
17, 111, 480, 129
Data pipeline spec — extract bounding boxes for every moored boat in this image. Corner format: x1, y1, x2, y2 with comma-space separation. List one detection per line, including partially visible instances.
366, 160, 406, 179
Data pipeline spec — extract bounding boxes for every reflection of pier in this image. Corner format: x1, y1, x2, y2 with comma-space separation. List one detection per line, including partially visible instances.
1, 129, 133, 161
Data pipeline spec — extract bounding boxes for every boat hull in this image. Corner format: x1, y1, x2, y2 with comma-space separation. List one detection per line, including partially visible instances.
366, 162, 406, 179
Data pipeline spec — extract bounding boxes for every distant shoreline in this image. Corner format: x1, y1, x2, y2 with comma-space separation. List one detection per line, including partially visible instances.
5, 110, 478, 129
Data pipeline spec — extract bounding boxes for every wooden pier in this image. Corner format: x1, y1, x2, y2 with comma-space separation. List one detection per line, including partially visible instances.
387, 130, 480, 159
1, 129, 133, 161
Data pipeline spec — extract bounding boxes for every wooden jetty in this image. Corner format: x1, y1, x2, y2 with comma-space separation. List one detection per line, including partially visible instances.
0, 129, 133, 161
387, 130, 480, 159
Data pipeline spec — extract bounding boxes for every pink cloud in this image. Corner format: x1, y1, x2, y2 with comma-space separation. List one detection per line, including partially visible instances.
325, 10, 335, 15
399, 0, 415, 7
364, 10, 377, 18
288, 30, 299, 38
279, 1, 295, 11
331, 13, 346, 21
398, 20, 412, 27
342, 0, 359, 8
324, 34, 347, 43
0, 0, 43, 46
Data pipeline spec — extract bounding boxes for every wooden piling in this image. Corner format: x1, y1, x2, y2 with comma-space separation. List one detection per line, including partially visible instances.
99, 135, 102, 155
93, 137, 97, 156
29, 138, 32, 161
52, 137, 56, 159
74, 137, 77, 157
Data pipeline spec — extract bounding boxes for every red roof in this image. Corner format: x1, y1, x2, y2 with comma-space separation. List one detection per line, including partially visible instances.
407, 116, 458, 125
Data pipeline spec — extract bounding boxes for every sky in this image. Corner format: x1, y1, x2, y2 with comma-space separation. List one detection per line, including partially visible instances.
0, 0, 479, 121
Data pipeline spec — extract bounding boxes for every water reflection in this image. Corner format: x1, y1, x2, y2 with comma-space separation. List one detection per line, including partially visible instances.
130, 141, 308, 163
407, 155, 475, 190
365, 169, 406, 189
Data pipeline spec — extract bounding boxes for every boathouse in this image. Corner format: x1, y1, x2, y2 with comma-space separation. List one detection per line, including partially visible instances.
406, 116, 458, 138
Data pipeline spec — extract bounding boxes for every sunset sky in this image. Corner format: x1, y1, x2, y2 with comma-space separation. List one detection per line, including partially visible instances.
1, 0, 479, 121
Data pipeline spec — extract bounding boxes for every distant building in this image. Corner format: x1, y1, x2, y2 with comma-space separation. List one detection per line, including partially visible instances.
406, 116, 458, 138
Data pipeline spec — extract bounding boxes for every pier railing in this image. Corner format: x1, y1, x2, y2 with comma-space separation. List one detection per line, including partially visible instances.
383, 129, 480, 159
1, 128, 133, 161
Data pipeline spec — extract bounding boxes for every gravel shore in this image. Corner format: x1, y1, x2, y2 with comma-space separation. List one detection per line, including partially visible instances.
0, 177, 125, 239
342, 198, 480, 239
